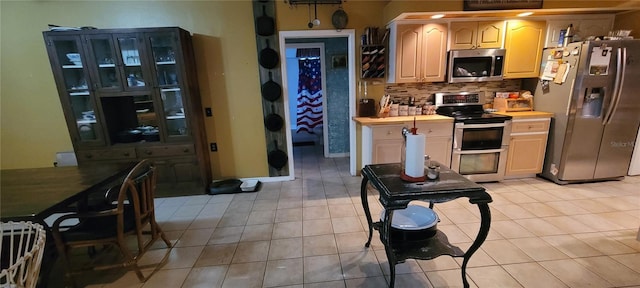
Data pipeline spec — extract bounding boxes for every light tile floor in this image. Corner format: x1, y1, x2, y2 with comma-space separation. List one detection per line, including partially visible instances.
57, 145, 640, 288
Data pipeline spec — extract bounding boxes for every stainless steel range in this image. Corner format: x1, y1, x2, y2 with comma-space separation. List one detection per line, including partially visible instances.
435, 92, 512, 182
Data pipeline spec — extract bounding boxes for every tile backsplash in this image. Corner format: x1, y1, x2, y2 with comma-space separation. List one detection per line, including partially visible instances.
385, 79, 522, 105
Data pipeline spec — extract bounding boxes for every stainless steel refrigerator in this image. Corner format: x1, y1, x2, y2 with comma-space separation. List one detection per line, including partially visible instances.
527, 40, 640, 184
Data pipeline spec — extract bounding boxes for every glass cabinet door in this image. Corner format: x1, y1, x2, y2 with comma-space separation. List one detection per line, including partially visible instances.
47, 36, 104, 144
115, 34, 149, 90
100, 93, 161, 144
85, 35, 121, 91
149, 33, 189, 139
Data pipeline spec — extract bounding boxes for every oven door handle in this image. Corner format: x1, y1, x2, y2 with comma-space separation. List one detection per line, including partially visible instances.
455, 122, 509, 129
453, 148, 506, 154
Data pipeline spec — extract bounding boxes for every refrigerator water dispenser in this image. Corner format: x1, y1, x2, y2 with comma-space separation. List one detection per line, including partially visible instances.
582, 87, 603, 118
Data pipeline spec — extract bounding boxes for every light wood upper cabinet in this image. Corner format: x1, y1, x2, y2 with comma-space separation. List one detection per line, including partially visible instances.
388, 22, 447, 83
450, 21, 504, 50
545, 16, 614, 48
504, 20, 546, 79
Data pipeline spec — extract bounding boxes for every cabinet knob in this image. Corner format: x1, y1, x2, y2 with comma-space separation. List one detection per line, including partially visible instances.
145, 150, 152, 155
528, 125, 533, 129
124, 152, 130, 156
428, 129, 433, 133
472, 45, 477, 49
183, 148, 190, 153
85, 154, 93, 159
387, 130, 393, 135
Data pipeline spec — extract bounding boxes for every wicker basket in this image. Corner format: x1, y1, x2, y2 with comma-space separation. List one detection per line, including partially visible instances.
1, 221, 46, 288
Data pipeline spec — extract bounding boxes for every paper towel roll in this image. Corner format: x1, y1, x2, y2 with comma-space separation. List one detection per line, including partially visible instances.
405, 133, 426, 178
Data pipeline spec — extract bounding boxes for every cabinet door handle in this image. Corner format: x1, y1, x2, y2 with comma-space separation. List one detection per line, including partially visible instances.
472, 45, 476, 49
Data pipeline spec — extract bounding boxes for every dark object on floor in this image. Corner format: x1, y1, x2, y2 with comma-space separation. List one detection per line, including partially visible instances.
293, 141, 315, 147
208, 179, 242, 195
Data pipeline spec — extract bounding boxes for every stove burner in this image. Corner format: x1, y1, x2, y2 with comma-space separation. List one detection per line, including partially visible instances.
436, 104, 511, 124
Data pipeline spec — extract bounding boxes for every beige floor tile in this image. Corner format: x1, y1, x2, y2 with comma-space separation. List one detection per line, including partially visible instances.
303, 219, 334, 236
303, 205, 331, 220
173, 204, 204, 218
491, 204, 536, 220
611, 253, 640, 273
571, 199, 618, 213
159, 216, 193, 232
303, 254, 344, 283
141, 268, 191, 288
329, 204, 358, 218
222, 261, 265, 288
426, 269, 477, 288
252, 199, 278, 211
374, 250, 422, 275
335, 231, 369, 254
225, 200, 254, 213
389, 272, 433, 288
246, 210, 276, 225
263, 258, 304, 287
272, 221, 303, 239
541, 235, 603, 258
197, 202, 229, 217
303, 234, 337, 256
545, 201, 591, 216
332, 216, 364, 234
502, 263, 568, 288
571, 213, 626, 231
572, 232, 636, 255
218, 212, 249, 227
438, 207, 479, 224
539, 259, 612, 288
240, 223, 273, 242
194, 243, 237, 267
514, 218, 565, 236
175, 228, 214, 247
417, 256, 460, 272
188, 216, 221, 230
340, 250, 383, 279
231, 240, 269, 263
437, 224, 472, 243
208, 226, 244, 245
305, 280, 346, 288
161, 246, 204, 270
479, 239, 533, 264
521, 189, 563, 202
602, 230, 640, 251
500, 191, 538, 204
454, 243, 498, 268
302, 198, 328, 208
594, 196, 639, 211
269, 237, 303, 260
519, 202, 564, 217
574, 256, 640, 286
275, 208, 303, 223
598, 211, 640, 229
345, 276, 388, 288
182, 265, 228, 288
466, 265, 523, 288
456, 222, 503, 241
543, 215, 598, 234
507, 237, 568, 261
255, 189, 281, 201
486, 220, 534, 239
277, 198, 303, 209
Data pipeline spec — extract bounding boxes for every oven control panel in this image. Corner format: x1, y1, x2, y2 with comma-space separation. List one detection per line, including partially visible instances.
435, 92, 482, 106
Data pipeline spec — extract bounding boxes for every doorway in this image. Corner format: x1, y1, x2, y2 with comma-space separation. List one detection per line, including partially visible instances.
285, 44, 327, 154
278, 30, 357, 178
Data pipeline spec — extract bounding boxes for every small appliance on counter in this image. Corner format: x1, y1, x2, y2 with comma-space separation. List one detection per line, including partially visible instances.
358, 98, 376, 117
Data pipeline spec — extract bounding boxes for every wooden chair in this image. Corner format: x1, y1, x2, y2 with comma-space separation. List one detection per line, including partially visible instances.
51, 159, 171, 286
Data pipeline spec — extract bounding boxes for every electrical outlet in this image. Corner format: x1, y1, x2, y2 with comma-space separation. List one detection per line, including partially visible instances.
205, 107, 212, 117
210, 143, 217, 152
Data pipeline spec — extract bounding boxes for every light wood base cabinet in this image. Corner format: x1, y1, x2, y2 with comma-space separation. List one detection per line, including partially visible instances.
505, 118, 550, 177
363, 121, 453, 168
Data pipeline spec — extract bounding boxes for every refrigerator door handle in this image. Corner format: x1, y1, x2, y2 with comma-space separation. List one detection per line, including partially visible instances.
604, 47, 625, 125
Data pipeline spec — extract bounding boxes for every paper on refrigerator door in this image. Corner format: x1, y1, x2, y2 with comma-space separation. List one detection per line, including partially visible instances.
589, 46, 612, 75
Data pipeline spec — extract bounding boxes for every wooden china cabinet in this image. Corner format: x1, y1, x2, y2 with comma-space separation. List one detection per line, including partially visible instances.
43, 27, 211, 196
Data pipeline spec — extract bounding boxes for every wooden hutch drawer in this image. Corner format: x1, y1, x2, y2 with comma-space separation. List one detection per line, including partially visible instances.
136, 144, 195, 158
78, 148, 137, 161
511, 119, 550, 133
412, 122, 453, 137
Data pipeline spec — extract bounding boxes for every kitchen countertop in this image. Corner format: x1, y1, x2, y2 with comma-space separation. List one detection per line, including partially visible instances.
492, 111, 554, 119
353, 114, 453, 125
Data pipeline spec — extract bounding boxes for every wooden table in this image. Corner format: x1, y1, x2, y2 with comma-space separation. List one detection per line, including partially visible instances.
1, 162, 136, 287
1, 162, 136, 224
360, 162, 492, 288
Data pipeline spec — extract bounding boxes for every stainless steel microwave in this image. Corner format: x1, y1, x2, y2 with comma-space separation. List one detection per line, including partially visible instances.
447, 48, 505, 83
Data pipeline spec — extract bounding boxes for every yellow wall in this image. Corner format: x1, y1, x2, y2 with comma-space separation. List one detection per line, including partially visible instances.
1, 0, 638, 179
